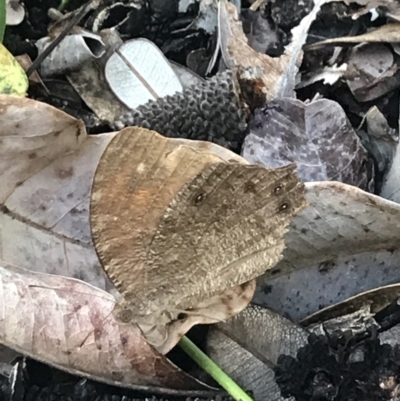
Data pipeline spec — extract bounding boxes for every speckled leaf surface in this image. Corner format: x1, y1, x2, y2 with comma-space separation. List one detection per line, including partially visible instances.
242, 98, 374, 191
206, 304, 308, 401
0, 264, 211, 394
255, 181, 400, 321
0, 95, 114, 290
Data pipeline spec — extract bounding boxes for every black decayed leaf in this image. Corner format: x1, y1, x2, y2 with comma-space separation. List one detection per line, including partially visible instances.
274, 330, 400, 401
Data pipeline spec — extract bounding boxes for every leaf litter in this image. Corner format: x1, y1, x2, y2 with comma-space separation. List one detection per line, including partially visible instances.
4, 0, 400, 400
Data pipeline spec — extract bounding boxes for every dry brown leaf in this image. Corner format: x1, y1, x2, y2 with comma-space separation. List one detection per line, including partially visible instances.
0, 264, 213, 394
219, 0, 333, 104
305, 23, 400, 51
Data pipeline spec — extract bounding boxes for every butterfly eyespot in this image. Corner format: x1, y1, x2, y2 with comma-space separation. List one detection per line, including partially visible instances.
279, 202, 290, 212
274, 185, 282, 194
244, 181, 256, 193
118, 308, 133, 323
193, 192, 205, 204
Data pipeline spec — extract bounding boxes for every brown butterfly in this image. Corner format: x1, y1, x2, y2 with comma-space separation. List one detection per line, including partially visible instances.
90, 127, 306, 347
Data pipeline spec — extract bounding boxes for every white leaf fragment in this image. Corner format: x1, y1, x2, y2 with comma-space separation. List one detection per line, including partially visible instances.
105, 38, 183, 110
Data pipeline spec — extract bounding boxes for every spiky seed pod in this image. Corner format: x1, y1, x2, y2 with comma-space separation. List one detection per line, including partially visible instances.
112, 70, 249, 153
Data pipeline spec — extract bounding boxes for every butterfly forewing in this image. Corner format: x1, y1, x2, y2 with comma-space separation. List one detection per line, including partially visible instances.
91, 127, 229, 318
90, 127, 307, 322
148, 162, 305, 312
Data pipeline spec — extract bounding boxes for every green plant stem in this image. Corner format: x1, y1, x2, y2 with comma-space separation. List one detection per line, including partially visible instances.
58, 0, 69, 11
179, 336, 255, 401
0, 0, 6, 43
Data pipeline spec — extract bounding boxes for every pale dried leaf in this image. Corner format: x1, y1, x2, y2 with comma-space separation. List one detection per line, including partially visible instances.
297, 63, 348, 89
0, 95, 112, 290
305, 23, 400, 51
36, 31, 106, 77
306, 305, 377, 338
184, 0, 218, 34
6, 0, 24, 26
67, 28, 129, 122
15, 54, 43, 85
68, 59, 130, 123
255, 181, 400, 320
105, 39, 183, 110
0, 264, 211, 393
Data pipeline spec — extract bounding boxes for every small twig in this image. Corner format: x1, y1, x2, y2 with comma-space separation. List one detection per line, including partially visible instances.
249, 0, 265, 12
26, 0, 94, 77
179, 335, 255, 401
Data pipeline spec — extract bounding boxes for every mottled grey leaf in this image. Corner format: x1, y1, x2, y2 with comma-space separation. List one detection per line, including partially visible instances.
206, 304, 308, 400
242, 97, 375, 191
357, 106, 398, 192
207, 328, 287, 401
382, 144, 400, 203
345, 43, 400, 103
255, 181, 400, 321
